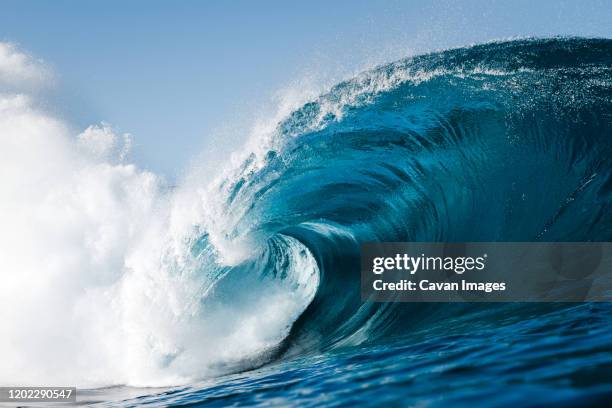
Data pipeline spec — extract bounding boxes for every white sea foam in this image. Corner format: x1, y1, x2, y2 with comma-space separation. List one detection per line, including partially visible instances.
0, 43, 318, 388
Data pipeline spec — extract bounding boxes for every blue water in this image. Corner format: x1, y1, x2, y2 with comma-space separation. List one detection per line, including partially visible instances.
85, 304, 612, 407
89, 38, 612, 407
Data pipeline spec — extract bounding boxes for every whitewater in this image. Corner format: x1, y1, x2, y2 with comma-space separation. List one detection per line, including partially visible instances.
0, 41, 319, 387
1, 38, 612, 406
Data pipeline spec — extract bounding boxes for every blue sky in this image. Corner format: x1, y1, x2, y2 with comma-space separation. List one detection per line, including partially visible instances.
2, 0, 611, 179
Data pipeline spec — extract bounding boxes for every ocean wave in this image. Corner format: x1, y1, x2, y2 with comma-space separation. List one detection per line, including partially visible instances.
1, 37, 611, 387
208, 37, 612, 358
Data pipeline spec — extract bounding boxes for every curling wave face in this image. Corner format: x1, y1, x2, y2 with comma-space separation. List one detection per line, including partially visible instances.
1, 38, 611, 388
212, 37, 612, 355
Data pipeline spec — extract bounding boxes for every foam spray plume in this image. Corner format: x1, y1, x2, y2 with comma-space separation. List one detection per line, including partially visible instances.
0, 42, 318, 387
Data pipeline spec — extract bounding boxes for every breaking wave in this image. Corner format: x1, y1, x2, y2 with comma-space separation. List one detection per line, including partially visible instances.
1, 37, 611, 387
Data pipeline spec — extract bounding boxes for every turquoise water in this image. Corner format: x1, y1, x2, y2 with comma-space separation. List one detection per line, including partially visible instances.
82, 38, 612, 406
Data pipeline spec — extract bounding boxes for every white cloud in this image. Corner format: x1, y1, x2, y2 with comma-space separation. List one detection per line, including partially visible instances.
78, 122, 132, 161
0, 42, 51, 90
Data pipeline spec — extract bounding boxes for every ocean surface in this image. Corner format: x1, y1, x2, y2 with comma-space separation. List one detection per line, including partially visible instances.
3, 38, 612, 407
83, 304, 612, 407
